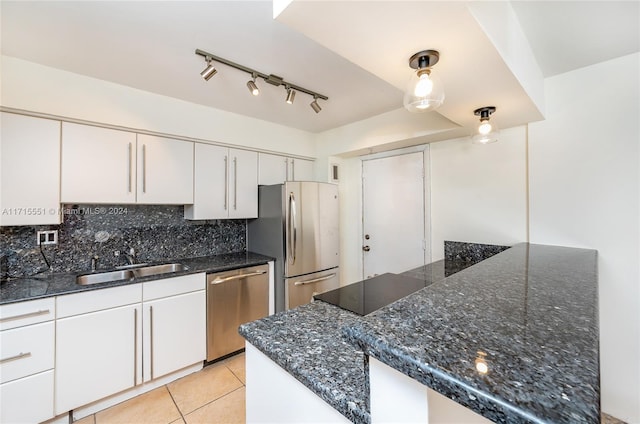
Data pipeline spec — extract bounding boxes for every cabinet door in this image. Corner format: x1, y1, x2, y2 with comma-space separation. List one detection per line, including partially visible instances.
185, 143, 228, 220
136, 134, 194, 204
1, 113, 61, 226
143, 291, 205, 382
258, 152, 288, 185
1, 370, 54, 424
229, 149, 258, 219
291, 158, 314, 181
55, 304, 141, 414
61, 122, 137, 204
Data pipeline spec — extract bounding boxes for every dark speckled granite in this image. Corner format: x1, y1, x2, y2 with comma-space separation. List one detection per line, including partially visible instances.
445, 240, 510, 264
239, 301, 370, 424
344, 243, 599, 423
0, 204, 246, 279
240, 243, 599, 424
0, 251, 272, 304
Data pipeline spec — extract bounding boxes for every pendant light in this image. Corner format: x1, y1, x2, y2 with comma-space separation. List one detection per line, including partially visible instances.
403, 50, 445, 112
472, 106, 499, 144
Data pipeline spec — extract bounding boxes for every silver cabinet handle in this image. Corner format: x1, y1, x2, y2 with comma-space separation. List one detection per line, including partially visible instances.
224, 156, 228, 210
233, 156, 238, 210
128, 142, 133, 193
294, 273, 337, 286
133, 308, 138, 386
0, 309, 50, 323
210, 270, 267, 284
288, 192, 297, 265
142, 144, 147, 193
0, 352, 32, 364
149, 305, 154, 380
291, 158, 295, 181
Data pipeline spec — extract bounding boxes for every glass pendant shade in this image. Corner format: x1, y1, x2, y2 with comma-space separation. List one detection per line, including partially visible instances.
472, 121, 500, 144
403, 70, 445, 112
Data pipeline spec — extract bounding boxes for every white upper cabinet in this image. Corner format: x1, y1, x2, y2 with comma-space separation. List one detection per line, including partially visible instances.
136, 134, 194, 205
258, 152, 314, 185
61, 123, 193, 204
291, 157, 314, 181
185, 143, 257, 220
1, 113, 61, 226
61, 122, 137, 204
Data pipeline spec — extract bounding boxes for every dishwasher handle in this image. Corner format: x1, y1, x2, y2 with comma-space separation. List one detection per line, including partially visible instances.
209, 270, 267, 285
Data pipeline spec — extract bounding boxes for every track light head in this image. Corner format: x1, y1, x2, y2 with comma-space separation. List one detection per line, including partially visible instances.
286, 87, 295, 104
310, 97, 322, 113
247, 74, 260, 96
200, 57, 217, 81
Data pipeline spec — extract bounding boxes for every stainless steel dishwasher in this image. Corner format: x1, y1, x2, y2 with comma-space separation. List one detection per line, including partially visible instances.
206, 264, 269, 362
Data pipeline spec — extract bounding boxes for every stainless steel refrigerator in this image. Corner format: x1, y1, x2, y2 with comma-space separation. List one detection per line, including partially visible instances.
248, 182, 340, 312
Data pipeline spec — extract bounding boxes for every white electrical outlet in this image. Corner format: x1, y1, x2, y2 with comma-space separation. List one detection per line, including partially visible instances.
36, 230, 58, 245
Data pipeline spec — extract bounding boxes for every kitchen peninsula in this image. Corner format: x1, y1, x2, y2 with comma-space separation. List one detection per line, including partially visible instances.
239, 243, 599, 423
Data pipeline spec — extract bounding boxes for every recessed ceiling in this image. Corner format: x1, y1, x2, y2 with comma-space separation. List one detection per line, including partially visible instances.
511, 1, 640, 77
1, 1, 638, 135
0, 1, 402, 133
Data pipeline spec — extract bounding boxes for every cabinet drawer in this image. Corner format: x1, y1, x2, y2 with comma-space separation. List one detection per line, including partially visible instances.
57, 283, 142, 318
0, 370, 54, 424
143, 273, 205, 301
0, 321, 55, 383
0, 297, 55, 331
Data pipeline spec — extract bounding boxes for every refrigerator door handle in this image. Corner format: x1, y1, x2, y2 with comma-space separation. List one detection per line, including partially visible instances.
288, 192, 297, 265
294, 273, 337, 286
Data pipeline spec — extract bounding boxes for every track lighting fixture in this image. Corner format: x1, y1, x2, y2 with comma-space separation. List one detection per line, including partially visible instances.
403, 49, 445, 112
200, 57, 217, 81
472, 106, 499, 144
310, 97, 322, 113
195, 48, 327, 113
247, 74, 260, 96
286, 86, 295, 104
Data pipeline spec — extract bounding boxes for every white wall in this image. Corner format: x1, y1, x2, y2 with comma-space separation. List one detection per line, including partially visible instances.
430, 126, 528, 260
0, 56, 316, 157
528, 53, 640, 423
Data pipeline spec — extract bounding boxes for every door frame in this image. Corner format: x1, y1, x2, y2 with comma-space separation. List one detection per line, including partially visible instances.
360, 145, 432, 280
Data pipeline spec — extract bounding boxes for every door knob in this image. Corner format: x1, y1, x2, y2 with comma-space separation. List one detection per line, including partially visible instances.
362, 245, 370, 252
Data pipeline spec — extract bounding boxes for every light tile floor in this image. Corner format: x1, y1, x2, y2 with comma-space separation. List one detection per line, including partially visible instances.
74, 353, 246, 424
74, 350, 627, 424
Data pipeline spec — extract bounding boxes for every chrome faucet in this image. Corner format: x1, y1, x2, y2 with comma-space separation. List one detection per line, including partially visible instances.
124, 247, 137, 265
91, 255, 99, 272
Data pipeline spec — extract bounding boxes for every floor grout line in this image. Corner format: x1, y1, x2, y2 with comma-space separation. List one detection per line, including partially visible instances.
165, 384, 187, 424
179, 386, 246, 419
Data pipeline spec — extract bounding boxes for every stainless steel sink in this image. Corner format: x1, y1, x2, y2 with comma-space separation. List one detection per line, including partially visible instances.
76, 263, 188, 285
77, 269, 135, 285
132, 263, 188, 277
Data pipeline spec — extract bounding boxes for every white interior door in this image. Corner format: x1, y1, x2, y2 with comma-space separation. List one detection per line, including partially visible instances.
362, 151, 426, 279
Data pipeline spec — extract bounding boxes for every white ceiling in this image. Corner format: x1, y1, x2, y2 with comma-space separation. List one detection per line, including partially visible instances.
1, 1, 638, 135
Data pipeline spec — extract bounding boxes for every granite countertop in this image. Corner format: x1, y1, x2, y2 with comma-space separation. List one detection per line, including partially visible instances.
239, 258, 456, 424
240, 243, 599, 424
0, 251, 273, 304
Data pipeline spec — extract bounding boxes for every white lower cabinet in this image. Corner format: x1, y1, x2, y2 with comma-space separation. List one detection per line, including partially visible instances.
143, 290, 206, 382
55, 284, 142, 415
0, 298, 56, 423
55, 274, 206, 415
1, 370, 55, 424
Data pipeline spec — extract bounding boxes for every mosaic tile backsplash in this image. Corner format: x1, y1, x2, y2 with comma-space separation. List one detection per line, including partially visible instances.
0, 205, 246, 279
